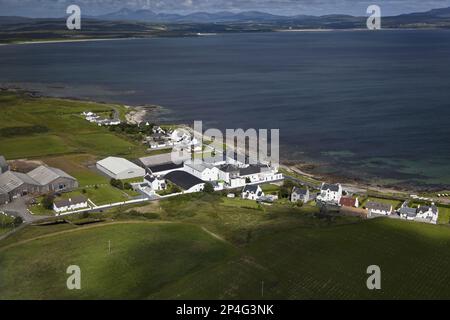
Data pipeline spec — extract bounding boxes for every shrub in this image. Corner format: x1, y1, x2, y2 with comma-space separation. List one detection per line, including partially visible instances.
42, 193, 55, 210
203, 182, 215, 194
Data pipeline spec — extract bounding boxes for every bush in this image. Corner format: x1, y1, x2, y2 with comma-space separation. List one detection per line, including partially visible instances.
13, 216, 23, 226
124, 182, 132, 190
110, 178, 124, 190
203, 182, 215, 193
42, 193, 55, 210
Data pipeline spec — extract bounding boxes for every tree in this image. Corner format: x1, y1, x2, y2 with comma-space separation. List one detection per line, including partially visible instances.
42, 193, 55, 210
203, 182, 214, 193
279, 179, 295, 199
124, 182, 132, 190
13, 216, 23, 226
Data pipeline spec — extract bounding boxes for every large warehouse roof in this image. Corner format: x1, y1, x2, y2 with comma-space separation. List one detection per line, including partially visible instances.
28, 165, 76, 185
97, 157, 143, 175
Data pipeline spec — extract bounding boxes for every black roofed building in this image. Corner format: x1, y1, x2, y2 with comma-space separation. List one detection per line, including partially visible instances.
164, 170, 205, 193
147, 162, 184, 176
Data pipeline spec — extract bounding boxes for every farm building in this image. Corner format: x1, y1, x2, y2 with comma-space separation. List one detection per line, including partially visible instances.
0, 166, 79, 204
0, 171, 42, 204
27, 165, 78, 192
164, 170, 205, 193
96, 157, 145, 180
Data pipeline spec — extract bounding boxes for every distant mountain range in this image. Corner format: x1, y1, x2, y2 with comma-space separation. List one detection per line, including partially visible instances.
92, 6, 450, 26
1, 6, 450, 44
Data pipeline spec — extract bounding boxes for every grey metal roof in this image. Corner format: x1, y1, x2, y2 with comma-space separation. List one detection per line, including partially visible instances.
164, 170, 204, 190
27, 166, 76, 186
0, 171, 39, 193
0, 171, 24, 193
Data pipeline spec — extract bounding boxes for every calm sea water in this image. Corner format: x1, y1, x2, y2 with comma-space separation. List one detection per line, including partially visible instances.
1, 30, 450, 189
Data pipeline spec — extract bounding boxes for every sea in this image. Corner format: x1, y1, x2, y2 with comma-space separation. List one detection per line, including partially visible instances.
1, 30, 450, 189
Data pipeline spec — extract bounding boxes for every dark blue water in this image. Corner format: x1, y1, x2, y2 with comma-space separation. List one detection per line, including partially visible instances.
1, 30, 450, 188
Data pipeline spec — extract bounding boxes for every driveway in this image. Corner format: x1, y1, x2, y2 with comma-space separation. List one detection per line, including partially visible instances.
0, 197, 50, 223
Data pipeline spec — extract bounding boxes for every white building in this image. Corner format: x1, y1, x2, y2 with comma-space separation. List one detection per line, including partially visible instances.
96, 157, 145, 180
416, 205, 439, 220
316, 183, 342, 204
242, 185, 264, 201
365, 201, 393, 216
53, 195, 88, 213
184, 161, 220, 181
291, 187, 310, 203
143, 174, 166, 191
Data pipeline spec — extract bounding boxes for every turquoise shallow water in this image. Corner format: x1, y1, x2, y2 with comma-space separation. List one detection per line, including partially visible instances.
0, 30, 449, 189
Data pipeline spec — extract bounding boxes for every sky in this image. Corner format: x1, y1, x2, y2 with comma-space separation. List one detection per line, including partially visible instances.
0, 0, 450, 17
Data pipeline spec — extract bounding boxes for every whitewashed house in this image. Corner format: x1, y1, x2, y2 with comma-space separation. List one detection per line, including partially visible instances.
416, 205, 439, 220
144, 174, 166, 191
291, 187, 310, 203
316, 183, 342, 204
365, 201, 393, 216
53, 195, 88, 213
242, 185, 264, 201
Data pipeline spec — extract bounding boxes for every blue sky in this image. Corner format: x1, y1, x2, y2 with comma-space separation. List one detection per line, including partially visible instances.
1, 0, 450, 17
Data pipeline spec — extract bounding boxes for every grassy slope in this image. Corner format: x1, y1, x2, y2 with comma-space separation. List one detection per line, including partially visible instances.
0, 91, 146, 160
0, 222, 235, 299
1, 194, 449, 299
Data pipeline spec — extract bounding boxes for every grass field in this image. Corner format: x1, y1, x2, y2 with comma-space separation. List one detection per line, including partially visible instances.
64, 185, 137, 206
0, 91, 146, 160
0, 222, 236, 299
437, 205, 450, 224
1, 208, 449, 299
0, 214, 15, 236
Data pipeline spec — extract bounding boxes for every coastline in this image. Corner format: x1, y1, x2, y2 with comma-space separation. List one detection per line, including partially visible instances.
1, 86, 447, 195
0, 37, 144, 46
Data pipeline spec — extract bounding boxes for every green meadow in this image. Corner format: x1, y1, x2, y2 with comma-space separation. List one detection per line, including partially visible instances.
1, 194, 449, 299
0, 91, 146, 160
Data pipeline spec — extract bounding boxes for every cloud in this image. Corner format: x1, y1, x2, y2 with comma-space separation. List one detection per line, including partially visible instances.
1, 0, 450, 17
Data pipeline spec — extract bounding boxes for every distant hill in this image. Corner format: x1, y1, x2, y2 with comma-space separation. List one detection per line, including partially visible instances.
93, 6, 450, 27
